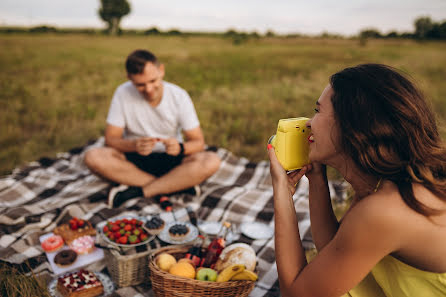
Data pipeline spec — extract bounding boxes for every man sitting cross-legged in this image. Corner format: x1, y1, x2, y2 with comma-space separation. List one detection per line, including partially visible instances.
84, 49, 221, 208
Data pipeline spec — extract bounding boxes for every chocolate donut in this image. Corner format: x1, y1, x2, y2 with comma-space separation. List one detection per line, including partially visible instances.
54, 249, 77, 267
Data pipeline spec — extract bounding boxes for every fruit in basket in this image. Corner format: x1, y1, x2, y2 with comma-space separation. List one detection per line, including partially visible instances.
156, 253, 177, 272
178, 258, 196, 268
196, 267, 218, 282
216, 264, 245, 282
104, 218, 149, 245
169, 262, 196, 279
230, 270, 258, 281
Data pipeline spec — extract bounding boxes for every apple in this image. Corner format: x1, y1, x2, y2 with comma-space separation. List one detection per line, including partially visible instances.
196, 267, 218, 282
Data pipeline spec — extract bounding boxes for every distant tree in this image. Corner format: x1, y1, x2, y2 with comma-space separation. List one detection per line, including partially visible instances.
425, 21, 446, 39
166, 29, 182, 36
414, 16, 433, 39
385, 31, 399, 38
145, 27, 161, 35
98, 0, 130, 35
359, 28, 382, 39
29, 26, 57, 33
265, 30, 276, 37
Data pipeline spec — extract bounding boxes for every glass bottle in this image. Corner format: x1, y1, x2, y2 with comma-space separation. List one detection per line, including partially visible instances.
201, 221, 231, 268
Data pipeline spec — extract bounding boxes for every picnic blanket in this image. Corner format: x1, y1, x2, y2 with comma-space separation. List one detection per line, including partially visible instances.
0, 137, 347, 296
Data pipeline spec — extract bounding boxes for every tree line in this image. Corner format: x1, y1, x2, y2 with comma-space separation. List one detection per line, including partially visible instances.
360, 16, 446, 40
0, 0, 444, 42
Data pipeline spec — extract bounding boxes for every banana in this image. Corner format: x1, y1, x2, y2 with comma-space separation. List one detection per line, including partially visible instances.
216, 264, 245, 282
230, 270, 258, 281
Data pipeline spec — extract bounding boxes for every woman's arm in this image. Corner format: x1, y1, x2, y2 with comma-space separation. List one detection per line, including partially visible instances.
307, 165, 340, 251
268, 146, 401, 297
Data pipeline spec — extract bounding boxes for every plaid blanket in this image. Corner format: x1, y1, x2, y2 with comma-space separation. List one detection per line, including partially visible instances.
0, 137, 346, 297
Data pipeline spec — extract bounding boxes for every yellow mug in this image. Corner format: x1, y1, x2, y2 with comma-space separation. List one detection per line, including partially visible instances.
268, 117, 311, 171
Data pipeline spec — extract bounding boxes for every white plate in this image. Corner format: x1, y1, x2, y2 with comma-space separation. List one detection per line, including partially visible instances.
240, 222, 274, 240
157, 222, 199, 245
48, 271, 115, 297
198, 221, 222, 235
96, 215, 155, 248
39, 233, 104, 275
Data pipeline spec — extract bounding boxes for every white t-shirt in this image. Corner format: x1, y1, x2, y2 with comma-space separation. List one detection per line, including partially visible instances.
106, 81, 200, 152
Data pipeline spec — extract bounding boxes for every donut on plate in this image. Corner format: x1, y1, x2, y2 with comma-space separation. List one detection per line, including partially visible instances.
69, 235, 95, 254
41, 235, 64, 253
54, 249, 78, 267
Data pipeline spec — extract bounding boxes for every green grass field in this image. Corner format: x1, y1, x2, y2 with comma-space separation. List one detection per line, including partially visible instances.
1, 34, 446, 176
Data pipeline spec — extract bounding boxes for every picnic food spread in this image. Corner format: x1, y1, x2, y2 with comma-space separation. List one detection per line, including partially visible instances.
214, 243, 257, 272
54, 249, 78, 267
41, 235, 64, 253
54, 217, 96, 245
41, 213, 260, 295
69, 236, 95, 254
57, 269, 104, 297
145, 216, 165, 235
154, 238, 259, 283
102, 217, 150, 245
168, 223, 190, 239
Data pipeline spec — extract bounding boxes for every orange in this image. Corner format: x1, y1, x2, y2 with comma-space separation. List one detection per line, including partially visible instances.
169, 262, 196, 279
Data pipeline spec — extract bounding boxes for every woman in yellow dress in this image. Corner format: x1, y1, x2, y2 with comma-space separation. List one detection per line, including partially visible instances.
268, 63, 446, 297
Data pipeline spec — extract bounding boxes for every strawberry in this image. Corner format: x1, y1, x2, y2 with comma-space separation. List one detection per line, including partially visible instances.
115, 220, 121, 225
103, 226, 109, 233
70, 221, 78, 230
130, 218, 137, 225
118, 236, 128, 244
111, 224, 120, 232
120, 222, 125, 228
77, 220, 85, 227
114, 231, 121, 239
124, 224, 132, 231
140, 233, 148, 241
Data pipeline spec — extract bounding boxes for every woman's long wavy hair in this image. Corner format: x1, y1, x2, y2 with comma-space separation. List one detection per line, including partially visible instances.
330, 64, 446, 216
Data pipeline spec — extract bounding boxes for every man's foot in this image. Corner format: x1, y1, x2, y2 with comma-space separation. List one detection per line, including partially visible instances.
181, 185, 201, 197
107, 185, 144, 208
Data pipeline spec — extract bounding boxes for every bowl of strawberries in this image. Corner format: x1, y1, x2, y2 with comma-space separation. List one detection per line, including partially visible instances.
98, 215, 155, 248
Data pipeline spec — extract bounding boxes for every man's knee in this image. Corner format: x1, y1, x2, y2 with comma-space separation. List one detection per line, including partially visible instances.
201, 152, 221, 176
84, 148, 102, 170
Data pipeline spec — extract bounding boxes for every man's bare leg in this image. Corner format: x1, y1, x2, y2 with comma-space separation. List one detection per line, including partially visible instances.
84, 147, 156, 186
141, 151, 221, 198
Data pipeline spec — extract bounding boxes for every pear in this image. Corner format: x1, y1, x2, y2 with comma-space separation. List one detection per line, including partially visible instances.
156, 253, 177, 272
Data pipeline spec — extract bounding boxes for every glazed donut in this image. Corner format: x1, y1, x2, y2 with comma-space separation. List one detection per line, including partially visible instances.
54, 249, 77, 267
41, 235, 64, 253
69, 235, 95, 254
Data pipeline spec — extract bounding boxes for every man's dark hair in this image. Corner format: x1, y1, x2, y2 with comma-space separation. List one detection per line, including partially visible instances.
125, 49, 159, 74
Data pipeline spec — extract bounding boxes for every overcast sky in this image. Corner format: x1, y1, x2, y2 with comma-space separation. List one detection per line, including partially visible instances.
0, 0, 445, 35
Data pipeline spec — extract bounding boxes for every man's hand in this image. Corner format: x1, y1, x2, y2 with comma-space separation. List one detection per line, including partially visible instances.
135, 137, 158, 156
161, 138, 182, 156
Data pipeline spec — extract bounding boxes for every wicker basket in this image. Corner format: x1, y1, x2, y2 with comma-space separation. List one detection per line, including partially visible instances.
149, 245, 255, 297
106, 247, 152, 287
